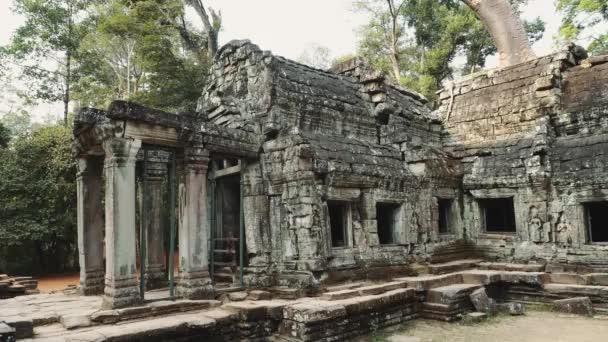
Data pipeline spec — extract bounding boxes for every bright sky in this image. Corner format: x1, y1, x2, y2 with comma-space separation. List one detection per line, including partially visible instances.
0, 0, 573, 122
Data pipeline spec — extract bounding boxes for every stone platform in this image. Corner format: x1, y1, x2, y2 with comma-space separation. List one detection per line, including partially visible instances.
4, 260, 608, 341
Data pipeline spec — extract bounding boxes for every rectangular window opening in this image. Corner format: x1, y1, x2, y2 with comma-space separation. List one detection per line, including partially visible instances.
586, 201, 608, 243
438, 199, 453, 234
328, 201, 349, 248
480, 198, 516, 233
377, 203, 400, 245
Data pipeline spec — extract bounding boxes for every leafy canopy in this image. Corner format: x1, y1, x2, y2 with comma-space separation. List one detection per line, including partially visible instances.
557, 0, 608, 55
355, 0, 545, 101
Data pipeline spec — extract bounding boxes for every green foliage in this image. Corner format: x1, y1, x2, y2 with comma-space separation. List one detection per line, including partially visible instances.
0, 124, 77, 274
557, 0, 608, 55
72, 0, 211, 112
0, 123, 11, 148
1, 0, 92, 123
355, 0, 545, 102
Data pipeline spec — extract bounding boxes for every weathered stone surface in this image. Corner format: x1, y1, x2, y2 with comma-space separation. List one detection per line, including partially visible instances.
2, 316, 33, 339
228, 291, 249, 301
553, 297, 594, 316
497, 302, 525, 316
248, 290, 272, 301
60, 314, 92, 330
463, 312, 488, 324
469, 288, 496, 315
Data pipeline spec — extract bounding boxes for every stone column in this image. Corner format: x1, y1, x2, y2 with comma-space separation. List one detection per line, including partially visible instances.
176, 147, 213, 299
76, 156, 105, 295
144, 150, 170, 290
102, 138, 141, 309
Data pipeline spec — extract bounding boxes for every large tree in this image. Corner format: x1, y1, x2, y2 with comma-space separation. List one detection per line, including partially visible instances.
1, 0, 91, 126
0, 125, 77, 274
355, 0, 544, 101
71, 0, 216, 112
557, 0, 608, 55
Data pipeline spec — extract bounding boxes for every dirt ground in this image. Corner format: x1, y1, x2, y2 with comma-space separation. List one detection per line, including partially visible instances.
363, 310, 608, 342
36, 273, 79, 293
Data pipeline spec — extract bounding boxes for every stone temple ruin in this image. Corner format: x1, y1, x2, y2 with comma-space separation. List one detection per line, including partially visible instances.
2, 39, 608, 341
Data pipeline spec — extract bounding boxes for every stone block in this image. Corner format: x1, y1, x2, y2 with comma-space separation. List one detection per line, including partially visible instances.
497, 302, 525, 316
460, 270, 502, 285
553, 297, 593, 316
228, 291, 248, 301
463, 312, 488, 324
320, 289, 359, 301
469, 288, 496, 314
585, 273, 608, 286
0, 322, 16, 342
2, 316, 33, 339
542, 273, 587, 285
60, 314, 92, 330
427, 284, 481, 305
395, 273, 463, 291
248, 290, 272, 301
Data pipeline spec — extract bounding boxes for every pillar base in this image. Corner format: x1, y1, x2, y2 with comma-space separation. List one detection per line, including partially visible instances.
102, 277, 140, 309
176, 271, 214, 299
144, 265, 167, 290
78, 270, 105, 296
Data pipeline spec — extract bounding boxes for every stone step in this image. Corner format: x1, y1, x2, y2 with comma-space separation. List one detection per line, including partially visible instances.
320, 281, 408, 301
428, 259, 483, 274
477, 262, 545, 272
541, 273, 587, 285
325, 282, 366, 292
585, 273, 608, 286
212, 272, 234, 283
459, 270, 502, 285
426, 284, 482, 304
90, 299, 221, 325
543, 283, 608, 297
394, 273, 462, 291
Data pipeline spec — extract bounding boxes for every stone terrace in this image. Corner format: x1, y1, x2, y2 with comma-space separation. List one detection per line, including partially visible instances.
3, 259, 608, 341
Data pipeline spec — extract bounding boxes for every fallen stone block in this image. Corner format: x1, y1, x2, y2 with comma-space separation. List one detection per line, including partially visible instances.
426, 284, 481, 305
2, 316, 33, 339
0, 322, 16, 342
553, 297, 593, 316
60, 314, 92, 330
497, 302, 525, 316
469, 288, 497, 315
463, 312, 488, 324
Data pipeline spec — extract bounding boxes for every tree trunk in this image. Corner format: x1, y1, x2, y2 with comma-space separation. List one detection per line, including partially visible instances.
64, 52, 70, 126
462, 0, 535, 67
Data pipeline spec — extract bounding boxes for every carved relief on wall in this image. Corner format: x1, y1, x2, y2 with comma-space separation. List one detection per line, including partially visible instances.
555, 211, 573, 246
528, 205, 545, 243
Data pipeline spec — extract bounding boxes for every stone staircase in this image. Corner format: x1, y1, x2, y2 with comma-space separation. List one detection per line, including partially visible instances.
7, 259, 608, 341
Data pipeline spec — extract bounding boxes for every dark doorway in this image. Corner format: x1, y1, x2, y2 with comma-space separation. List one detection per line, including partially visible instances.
438, 199, 453, 234
328, 201, 349, 248
212, 174, 242, 285
586, 201, 608, 243
377, 203, 399, 245
479, 198, 516, 233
